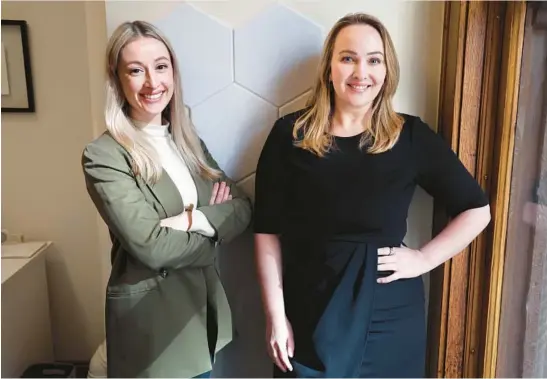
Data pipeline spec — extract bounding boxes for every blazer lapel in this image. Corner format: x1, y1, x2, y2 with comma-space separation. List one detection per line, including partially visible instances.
148, 169, 184, 217
145, 168, 212, 215
190, 170, 211, 208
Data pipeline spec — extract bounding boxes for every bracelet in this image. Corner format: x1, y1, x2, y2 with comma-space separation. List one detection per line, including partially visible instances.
185, 204, 194, 231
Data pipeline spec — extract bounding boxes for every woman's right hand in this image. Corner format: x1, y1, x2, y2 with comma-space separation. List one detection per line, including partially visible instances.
209, 181, 232, 205
266, 316, 294, 373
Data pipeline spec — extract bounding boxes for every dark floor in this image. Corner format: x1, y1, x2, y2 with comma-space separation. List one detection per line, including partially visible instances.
21, 361, 89, 378
74, 363, 89, 378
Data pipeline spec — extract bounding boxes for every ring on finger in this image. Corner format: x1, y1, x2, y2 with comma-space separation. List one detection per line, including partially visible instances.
388, 247, 394, 256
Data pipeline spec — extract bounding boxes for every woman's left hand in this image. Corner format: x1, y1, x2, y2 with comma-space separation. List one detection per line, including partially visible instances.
377, 246, 433, 284
209, 181, 232, 205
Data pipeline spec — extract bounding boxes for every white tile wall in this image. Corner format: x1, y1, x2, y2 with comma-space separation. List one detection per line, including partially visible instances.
233, 4, 323, 106
279, 90, 311, 117
237, 173, 256, 203
157, 3, 233, 107
156, 3, 321, 187
191, 84, 278, 182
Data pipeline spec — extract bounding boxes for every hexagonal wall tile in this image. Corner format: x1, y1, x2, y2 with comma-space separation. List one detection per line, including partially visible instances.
191, 84, 278, 182
234, 4, 323, 106
213, 229, 271, 377
105, 1, 181, 36
156, 3, 233, 107
189, 1, 273, 29
237, 174, 256, 203
279, 90, 311, 117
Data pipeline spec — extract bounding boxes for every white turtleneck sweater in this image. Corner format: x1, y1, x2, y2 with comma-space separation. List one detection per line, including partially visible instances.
136, 121, 216, 237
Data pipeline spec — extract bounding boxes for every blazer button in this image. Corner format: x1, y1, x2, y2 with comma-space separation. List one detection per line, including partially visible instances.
159, 268, 168, 278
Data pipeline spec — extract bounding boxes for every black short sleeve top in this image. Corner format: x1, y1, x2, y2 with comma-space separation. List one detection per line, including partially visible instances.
254, 110, 489, 241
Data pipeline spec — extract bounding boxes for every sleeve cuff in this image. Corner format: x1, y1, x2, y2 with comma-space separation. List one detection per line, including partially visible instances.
160, 213, 189, 231
191, 210, 217, 238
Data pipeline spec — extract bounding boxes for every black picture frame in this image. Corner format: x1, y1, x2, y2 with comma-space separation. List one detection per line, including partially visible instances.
1, 20, 35, 113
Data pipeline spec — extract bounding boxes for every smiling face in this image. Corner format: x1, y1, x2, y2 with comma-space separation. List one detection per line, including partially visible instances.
329, 24, 387, 112
118, 37, 174, 124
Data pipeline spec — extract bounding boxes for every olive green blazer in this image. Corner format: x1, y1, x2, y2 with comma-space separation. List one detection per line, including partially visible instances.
81, 132, 252, 378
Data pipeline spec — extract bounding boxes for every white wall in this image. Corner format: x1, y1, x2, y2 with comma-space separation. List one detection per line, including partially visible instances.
1, 1, 108, 361
104, 1, 444, 376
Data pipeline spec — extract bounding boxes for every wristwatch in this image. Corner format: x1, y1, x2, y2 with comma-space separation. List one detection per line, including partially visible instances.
185, 203, 194, 231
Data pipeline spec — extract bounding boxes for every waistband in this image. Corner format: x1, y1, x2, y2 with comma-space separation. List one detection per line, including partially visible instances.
282, 232, 403, 248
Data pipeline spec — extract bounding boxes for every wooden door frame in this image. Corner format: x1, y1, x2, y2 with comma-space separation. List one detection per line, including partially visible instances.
426, 1, 527, 377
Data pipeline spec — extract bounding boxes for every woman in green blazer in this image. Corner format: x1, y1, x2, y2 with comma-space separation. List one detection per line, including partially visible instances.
81, 21, 252, 378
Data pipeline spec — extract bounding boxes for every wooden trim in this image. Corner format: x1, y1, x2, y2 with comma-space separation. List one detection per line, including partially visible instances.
426, 3, 466, 373
464, 3, 505, 376
428, 2, 489, 377
483, 2, 526, 377
429, 2, 526, 377
425, 3, 466, 375
444, 2, 487, 376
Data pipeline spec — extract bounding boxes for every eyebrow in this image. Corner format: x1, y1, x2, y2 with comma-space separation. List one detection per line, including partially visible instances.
338, 50, 384, 56
126, 56, 170, 65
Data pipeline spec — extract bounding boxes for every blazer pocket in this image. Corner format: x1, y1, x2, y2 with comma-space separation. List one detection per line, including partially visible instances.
107, 273, 165, 298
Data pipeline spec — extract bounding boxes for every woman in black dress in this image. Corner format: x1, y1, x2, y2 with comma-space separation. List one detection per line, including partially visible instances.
253, 12, 491, 378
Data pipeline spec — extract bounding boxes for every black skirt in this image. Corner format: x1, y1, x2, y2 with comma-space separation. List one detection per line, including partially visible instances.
274, 234, 426, 378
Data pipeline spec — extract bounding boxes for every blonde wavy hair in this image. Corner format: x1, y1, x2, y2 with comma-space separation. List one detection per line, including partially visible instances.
294, 13, 404, 156
105, 21, 220, 183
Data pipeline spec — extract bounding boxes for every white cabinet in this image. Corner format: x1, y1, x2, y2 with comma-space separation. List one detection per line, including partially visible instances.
1, 242, 54, 378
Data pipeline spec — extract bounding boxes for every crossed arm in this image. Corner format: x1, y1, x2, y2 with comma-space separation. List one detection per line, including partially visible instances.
160, 181, 234, 235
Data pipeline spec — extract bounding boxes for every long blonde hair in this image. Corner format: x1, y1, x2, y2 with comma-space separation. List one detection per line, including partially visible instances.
105, 21, 220, 183
294, 13, 404, 156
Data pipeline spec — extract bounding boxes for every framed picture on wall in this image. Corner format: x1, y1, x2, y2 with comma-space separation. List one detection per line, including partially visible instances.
1, 19, 35, 113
